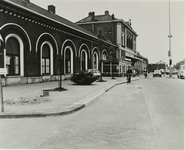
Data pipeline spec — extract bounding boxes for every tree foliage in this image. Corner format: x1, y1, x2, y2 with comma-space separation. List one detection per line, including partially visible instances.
97, 28, 106, 40
173, 59, 185, 70
108, 46, 117, 62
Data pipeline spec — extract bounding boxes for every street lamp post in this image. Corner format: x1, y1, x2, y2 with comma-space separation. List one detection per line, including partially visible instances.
168, 0, 172, 77
58, 58, 62, 89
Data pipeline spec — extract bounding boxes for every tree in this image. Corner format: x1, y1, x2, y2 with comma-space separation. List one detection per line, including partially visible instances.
56, 57, 67, 91
173, 59, 185, 70
97, 28, 106, 82
108, 46, 117, 79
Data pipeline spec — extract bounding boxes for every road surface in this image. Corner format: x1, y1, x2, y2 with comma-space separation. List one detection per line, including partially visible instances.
0, 76, 184, 149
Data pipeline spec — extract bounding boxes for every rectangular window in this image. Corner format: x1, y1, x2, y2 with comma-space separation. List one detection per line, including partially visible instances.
121, 35, 123, 45
6, 65, 9, 74
6, 56, 11, 65
6, 55, 19, 75
67, 61, 71, 73
15, 66, 19, 74
14, 56, 19, 74
42, 59, 45, 74
46, 59, 50, 74
42, 58, 50, 74
6, 56, 11, 75
46, 66, 50, 74
46, 59, 50, 66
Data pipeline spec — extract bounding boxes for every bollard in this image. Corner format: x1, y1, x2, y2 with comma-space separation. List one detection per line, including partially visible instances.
43, 88, 50, 97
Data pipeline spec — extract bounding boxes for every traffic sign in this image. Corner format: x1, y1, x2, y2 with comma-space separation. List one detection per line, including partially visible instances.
0, 68, 7, 74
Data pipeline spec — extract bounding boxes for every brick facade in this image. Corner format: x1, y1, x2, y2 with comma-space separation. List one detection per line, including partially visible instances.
0, 0, 117, 86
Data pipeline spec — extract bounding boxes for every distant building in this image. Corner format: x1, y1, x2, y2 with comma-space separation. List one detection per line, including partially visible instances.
76, 11, 148, 76
148, 60, 167, 72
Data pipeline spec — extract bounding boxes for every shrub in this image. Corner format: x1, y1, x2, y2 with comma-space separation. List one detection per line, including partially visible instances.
71, 70, 97, 85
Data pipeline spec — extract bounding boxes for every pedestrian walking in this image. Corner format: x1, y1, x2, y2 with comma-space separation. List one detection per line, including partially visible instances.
133, 69, 136, 77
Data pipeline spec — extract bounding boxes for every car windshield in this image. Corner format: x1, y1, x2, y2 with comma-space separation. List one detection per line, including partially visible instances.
154, 70, 160, 73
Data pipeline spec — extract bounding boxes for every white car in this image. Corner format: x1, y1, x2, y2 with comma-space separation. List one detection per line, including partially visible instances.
153, 70, 162, 77
86, 69, 101, 80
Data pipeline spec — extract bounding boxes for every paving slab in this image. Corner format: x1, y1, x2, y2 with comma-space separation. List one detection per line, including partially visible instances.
0, 76, 139, 118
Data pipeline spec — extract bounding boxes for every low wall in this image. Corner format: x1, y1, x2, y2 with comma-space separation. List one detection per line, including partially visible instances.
1, 75, 70, 86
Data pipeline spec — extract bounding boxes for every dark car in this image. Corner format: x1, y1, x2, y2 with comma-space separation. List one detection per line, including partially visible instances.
71, 70, 97, 85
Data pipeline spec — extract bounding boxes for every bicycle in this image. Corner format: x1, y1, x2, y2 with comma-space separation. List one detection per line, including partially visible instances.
127, 73, 132, 84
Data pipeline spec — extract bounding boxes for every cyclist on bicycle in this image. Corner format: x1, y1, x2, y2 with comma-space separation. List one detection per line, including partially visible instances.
126, 66, 133, 84
143, 68, 148, 78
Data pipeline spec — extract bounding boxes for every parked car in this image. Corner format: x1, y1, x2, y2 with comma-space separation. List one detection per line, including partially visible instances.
71, 70, 97, 85
165, 69, 170, 75
86, 69, 101, 80
159, 69, 165, 74
172, 70, 178, 75
177, 65, 185, 79
153, 70, 162, 77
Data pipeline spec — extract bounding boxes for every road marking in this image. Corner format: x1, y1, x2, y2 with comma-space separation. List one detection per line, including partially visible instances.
139, 78, 158, 133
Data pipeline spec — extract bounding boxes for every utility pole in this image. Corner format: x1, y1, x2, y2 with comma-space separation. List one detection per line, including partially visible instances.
168, 0, 172, 77
0, 30, 5, 112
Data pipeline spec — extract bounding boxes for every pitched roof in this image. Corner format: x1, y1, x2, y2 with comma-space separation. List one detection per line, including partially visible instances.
157, 60, 166, 64
76, 11, 137, 36
2, 0, 98, 38
77, 14, 117, 23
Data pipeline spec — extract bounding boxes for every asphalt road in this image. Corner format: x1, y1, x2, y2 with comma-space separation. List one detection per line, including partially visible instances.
0, 76, 184, 149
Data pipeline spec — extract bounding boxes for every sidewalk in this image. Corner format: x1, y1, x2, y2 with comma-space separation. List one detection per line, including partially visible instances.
0, 76, 139, 119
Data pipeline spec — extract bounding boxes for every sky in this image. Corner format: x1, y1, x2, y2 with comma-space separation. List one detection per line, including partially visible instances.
31, 0, 184, 65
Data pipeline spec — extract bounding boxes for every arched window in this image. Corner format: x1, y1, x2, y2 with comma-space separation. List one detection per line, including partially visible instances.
93, 52, 98, 70
102, 53, 107, 60
81, 51, 86, 70
42, 44, 50, 74
65, 48, 71, 73
6, 37, 20, 75
127, 37, 129, 48
93, 53, 96, 69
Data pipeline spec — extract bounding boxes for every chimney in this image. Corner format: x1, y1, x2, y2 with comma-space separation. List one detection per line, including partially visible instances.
48, 5, 55, 14
112, 14, 114, 20
91, 11, 95, 21
88, 12, 95, 21
105, 10, 109, 15
88, 12, 92, 17
129, 19, 131, 26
